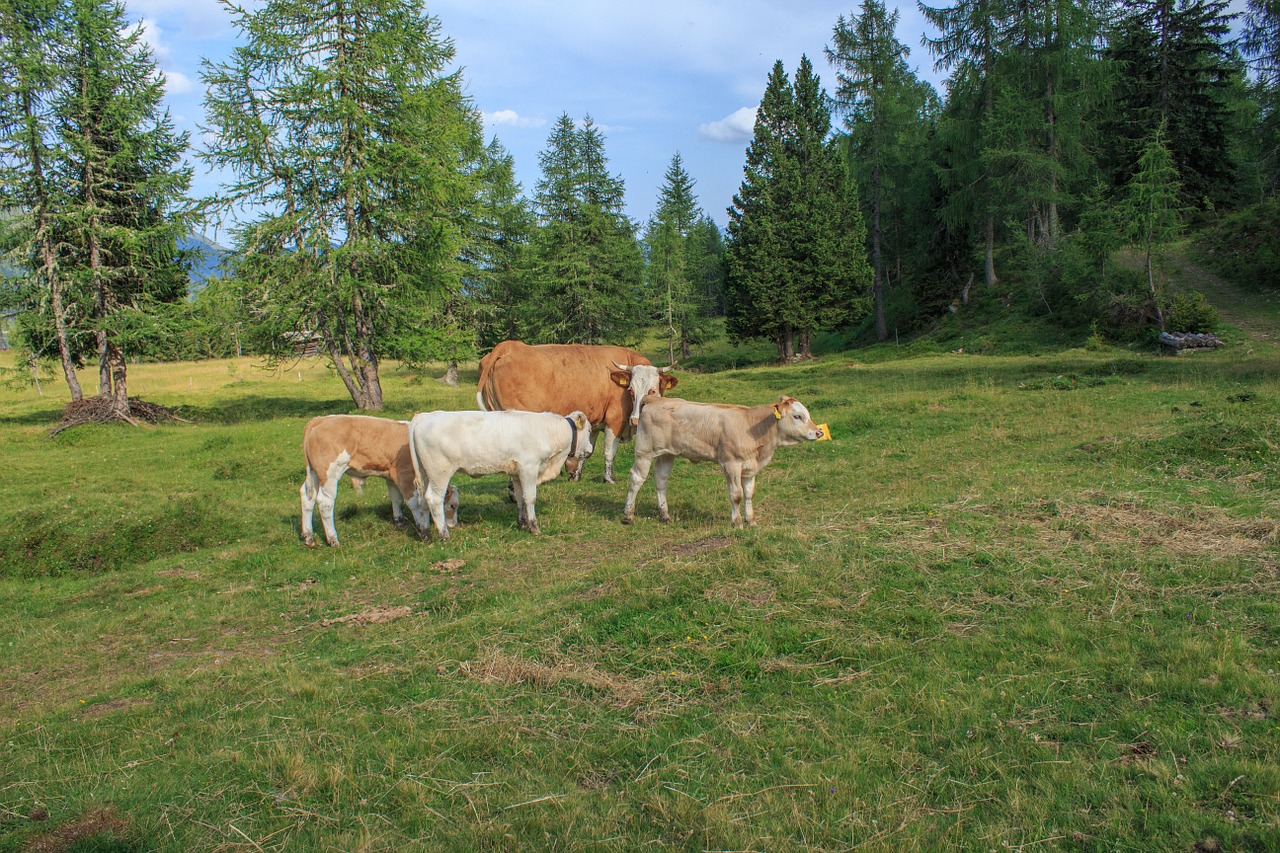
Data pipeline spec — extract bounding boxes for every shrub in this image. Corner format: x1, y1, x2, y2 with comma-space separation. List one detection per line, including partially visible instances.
1165, 290, 1220, 333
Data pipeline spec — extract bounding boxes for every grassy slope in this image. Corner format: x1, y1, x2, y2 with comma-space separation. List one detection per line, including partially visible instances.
1, 285, 1279, 850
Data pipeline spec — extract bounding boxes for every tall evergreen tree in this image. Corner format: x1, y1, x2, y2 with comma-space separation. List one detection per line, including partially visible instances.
644, 152, 706, 362
202, 0, 480, 411
1121, 124, 1183, 330
526, 114, 641, 344
920, 0, 1013, 287
1103, 0, 1239, 208
54, 0, 193, 420
0, 0, 84, 399
468, 137, 535, 349
1243, 0, 1280, 194
726, 57, 870, 361
829, 1, 936, 340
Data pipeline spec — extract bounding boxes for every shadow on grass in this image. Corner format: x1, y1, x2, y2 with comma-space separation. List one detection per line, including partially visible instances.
182, 395, 355, 425
0, 406, 67, 427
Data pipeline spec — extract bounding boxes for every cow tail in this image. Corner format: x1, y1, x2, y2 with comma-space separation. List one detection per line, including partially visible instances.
476, 350, 495, 411
408, 417, 427, 505
476, 390, 488, 411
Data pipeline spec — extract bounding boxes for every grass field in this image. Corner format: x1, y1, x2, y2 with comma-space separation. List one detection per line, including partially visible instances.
2, 266, 1279, 851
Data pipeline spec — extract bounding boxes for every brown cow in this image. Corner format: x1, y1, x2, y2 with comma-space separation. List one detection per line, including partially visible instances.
476, 341, 677, 483
621, 395, 825, 528
301, 414, 458, 547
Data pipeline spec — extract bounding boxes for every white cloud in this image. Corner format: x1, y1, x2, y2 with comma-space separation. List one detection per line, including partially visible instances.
163, 70, 195, 95
483, 109, 546, 129
698, 107, 756, 144
137, 17, 171, 62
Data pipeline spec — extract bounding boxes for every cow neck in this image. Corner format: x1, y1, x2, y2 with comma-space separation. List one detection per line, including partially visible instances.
565, 416, 578, 457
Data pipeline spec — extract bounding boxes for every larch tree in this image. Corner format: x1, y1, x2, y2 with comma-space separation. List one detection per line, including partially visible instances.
1242, 0, 1280, 194
201, 0, 481, 411
0, 0, 84, 399
1122, 124, 1183, 331
468, 137, 535, 350
53, 0, 193, 422
829, 0, 934, 341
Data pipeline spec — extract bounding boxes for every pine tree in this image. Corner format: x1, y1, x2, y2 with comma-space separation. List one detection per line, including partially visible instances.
468, 137, 535, 348
921, 0, 1013, 287
1243, 0, 1280, 194
1122, 124, 1183, 330
202, 0, 480, 410
53, 0, 193, 420
727, 57, 870, 361
644, 153, 705, 362
526, 114, 641, 344
829, 0, 936, 340
1104, 0, 1239, 208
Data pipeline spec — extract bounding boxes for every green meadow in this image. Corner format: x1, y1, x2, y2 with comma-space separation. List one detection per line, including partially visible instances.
2, 276, 1279, 850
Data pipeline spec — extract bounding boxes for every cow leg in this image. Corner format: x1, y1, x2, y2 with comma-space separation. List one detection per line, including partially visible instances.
622, 453, 653, 524
601, 426, 621, 484
300, 468, 320, 547
404, 488, 433, 540
317, 468, 344, 546
742, 472, 758, 527
514, 470, 540, 534
426, 476, 455, 541
722, 462, 746, 529
652, 454, 675, 523
386, 480, 406, 525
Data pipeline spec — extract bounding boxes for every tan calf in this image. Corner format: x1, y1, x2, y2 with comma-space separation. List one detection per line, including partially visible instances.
301, 415, 458, 546
622, 396, 825, 528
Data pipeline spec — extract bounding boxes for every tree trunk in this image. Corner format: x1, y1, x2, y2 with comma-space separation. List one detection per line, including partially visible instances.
872, 164, 887, 342
49, 272, 83, 402
1146, 243, 1166, 331
984, 214, 998, 287
439, 360, 459, 386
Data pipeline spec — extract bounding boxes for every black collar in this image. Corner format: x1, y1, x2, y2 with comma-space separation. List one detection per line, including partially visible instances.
565, 416, 578, 457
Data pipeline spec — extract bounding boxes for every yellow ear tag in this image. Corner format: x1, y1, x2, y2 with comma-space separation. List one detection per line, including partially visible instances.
617, 378, 628, 386
815, 423, 832, 441
575, 415, 586, 429
773, 407, 783, 419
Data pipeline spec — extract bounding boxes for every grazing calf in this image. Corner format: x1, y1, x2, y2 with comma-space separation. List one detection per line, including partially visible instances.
409, 409, 594, 539
476, 341, 676, 482
301, 415, 458, 547
622, 396, 825, 528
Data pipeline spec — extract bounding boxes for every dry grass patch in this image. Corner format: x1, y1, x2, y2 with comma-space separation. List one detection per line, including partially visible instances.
319, 605, 412, 628
1052, 500, 1279, 558
459, 648, 672, 713
704, 577, 776, 609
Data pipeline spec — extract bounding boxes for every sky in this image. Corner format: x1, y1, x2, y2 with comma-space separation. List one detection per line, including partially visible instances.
121, 0, 948, 244
122, 0, 1251, 244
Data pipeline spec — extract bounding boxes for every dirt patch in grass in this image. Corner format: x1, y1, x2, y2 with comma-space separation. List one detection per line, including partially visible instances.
23, 807, 133, 853
80, 696, 153, 719
319, 605, 412, 628
670, 536, 734, 557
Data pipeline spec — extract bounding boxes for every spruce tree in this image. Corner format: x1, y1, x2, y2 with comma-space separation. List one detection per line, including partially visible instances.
1243, 0, 1280, 194
468, 137, 535, 348
727, 57, 870, 361
527, 114, 641, 344
644, 153, 706, 362
202, 0, 480, 410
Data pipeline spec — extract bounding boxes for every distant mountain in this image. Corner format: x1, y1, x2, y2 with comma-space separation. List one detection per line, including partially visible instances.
181, 233, 231, 297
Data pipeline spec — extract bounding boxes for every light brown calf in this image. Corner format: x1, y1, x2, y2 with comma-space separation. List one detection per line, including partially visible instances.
622, 396, 825, 528
301, 415, 457, 546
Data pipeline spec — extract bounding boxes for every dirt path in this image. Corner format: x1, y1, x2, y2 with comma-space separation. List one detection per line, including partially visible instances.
1118, 247, 1280, 348
1167, 250, 1280, 347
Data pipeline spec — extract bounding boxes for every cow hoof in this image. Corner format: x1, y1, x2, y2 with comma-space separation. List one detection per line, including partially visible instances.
621, 514, 633, 526
658, 513, 672, 524
392, 517, 406, 528
326, 538, 340, 547
604, 475, 616, 485
302, 534, 316, 547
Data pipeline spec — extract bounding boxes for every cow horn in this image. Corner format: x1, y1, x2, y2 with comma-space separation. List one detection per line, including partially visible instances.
660, 362, 677, 373
612, 361, 632, 372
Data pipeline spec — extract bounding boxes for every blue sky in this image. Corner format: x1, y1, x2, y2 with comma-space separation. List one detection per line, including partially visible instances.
124, 0, 946, 242
124, 0, 1249, 243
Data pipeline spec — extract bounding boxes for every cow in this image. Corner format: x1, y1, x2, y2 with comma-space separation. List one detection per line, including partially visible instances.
408, 409, 594, 540
300, 414, 458, 547
622, 395, 825, 529
476, 341, 677, 483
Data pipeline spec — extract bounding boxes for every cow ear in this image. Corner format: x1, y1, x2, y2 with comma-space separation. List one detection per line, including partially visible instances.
660, 374, 679, 392
772, 403, 784, 419
575, 414, 586, 429
610, 370, 632, 388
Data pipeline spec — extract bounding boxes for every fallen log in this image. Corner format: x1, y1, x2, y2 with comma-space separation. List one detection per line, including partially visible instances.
1159, 331, 1224, 355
